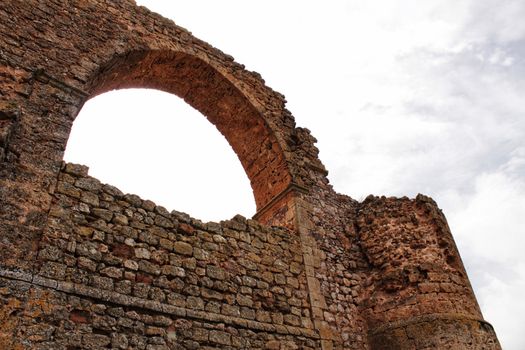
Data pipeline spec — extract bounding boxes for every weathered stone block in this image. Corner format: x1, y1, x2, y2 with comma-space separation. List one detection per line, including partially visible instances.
134, 248, 151, 260
113, 213, 129, 225
206, 265, 226, 280
173, 241, 193, 256
75, 177, 101, 192
83, 334, 111, 349
64, 163, 89, 177
40, 261, 66, 280
209, 330, 231, 346
162, 265, 185, 278
101, 267, 123, 279
92, 208, 113, 222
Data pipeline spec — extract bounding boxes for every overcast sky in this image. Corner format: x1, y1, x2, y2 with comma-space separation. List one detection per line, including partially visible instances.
65, 1, 525, 348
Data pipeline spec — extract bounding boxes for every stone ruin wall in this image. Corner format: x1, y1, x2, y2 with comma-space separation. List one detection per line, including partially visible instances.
0, 0, 501, 349
3, 162, 320, 349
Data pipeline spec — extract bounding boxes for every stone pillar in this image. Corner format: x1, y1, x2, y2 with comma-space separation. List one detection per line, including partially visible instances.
0, 61, 85, 271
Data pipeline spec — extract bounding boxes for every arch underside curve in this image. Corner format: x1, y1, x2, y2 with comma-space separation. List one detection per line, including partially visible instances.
86, 50, 293, 212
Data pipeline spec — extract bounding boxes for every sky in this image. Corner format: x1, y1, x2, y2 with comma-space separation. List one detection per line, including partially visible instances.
64, 1, 525, 348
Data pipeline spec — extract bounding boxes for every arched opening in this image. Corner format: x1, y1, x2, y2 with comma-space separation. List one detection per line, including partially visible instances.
64, 88, 255, 222
78, 49, 294, 221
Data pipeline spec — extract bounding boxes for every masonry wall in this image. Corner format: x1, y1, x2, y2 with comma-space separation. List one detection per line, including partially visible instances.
0, 164, 501, 350
0, 162, 320, 349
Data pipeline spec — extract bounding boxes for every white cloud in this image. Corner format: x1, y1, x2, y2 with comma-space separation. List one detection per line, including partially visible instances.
451, 171, 525, 262
477, 264, 525, 350
463, 0, 525, 44
449, 170, 525, 350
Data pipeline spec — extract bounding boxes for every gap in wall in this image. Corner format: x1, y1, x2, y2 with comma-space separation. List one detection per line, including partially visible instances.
64, 88, 256, 222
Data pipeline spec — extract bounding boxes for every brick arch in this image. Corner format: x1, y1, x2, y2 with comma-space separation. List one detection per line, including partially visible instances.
83, 49, 293, 212
0, 0, 328, 230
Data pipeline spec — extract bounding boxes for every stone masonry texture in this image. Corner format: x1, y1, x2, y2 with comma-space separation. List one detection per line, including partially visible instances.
0, 1, 500, 349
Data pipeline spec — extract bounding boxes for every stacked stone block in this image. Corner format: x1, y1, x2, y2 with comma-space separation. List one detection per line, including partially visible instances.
0, 162, 321, 349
